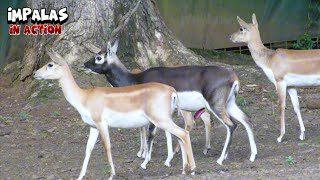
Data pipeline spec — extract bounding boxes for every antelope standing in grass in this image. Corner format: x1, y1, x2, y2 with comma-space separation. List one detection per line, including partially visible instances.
83, 40, 258, 167
34, 50, 196, 180
230, 14, 320, 142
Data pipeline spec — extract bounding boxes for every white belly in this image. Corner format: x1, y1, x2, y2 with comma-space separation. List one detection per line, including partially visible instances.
284, 74, 320, 87
103, 110, 150, 129
177, 91, 207, 111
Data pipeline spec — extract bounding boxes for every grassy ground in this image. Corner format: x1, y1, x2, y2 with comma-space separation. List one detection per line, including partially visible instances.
0, 51, 319, 179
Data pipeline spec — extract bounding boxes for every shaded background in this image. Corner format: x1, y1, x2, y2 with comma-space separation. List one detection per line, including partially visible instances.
0, 0, 26, 66
1, 0, 319, 66
158, 0, 319, 49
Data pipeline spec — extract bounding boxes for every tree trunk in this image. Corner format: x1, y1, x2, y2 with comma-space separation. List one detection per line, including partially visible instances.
114, 0, 205, 69
13, 0, 204, 84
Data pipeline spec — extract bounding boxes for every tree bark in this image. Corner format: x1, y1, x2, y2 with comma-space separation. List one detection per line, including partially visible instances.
114, 0, 205, 69
15, 0, 204, 83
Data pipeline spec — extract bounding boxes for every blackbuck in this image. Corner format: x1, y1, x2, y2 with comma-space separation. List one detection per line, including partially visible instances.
83, 41, 258, 166
131, 67, 212, 158
34, 50, 196, 179
230, 14, 320, 142
80, 0, 257, 167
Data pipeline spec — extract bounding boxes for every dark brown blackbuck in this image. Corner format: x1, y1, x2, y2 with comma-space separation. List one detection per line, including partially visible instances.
83, 40, 258, 167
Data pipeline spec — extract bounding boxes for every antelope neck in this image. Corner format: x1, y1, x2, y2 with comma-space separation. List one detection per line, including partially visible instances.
247, 37, 274, 66
59, 66, 86, 108
105, 64, 136, 87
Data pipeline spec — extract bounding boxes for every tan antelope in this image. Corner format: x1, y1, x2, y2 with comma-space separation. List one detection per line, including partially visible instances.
33, 50, 196, 180
230, 14, 320, 142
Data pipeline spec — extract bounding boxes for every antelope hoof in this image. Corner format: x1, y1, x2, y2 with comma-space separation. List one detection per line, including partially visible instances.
217, 158, 223, 165
277, 136, 283, 143
76, 177, 83, 180
137, 151, 143, 158
299, 132, 305, 141
141, 151, 147, 159
174, 149, 180, 154
250, 154, 256, 162
140, 163, 147, 169
203, 148, 210, 155
164, 160, 171, 167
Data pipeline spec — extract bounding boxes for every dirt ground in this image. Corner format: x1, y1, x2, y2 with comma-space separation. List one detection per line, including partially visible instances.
0, 54, 320, 179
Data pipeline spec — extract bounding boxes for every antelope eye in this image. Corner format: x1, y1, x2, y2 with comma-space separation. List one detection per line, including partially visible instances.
48, 63, 53, 67
96, 56, 102, 61
240, 27, 244, 32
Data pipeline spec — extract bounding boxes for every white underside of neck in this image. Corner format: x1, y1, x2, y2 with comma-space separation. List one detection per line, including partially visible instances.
255, 61, 276, 85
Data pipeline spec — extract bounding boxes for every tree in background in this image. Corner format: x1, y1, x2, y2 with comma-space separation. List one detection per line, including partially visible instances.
3, 0, 204, 89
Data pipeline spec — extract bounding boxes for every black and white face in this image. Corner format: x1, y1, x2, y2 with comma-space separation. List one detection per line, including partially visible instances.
83, 40, 119, 74
83, 53, 108, 74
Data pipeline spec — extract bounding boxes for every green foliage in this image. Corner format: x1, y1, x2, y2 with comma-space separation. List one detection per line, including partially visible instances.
19, 112, 28, 119
292, 1, 320, 50
266, 91, 278, 102
292, 33, 315, 50
51, 111, 61, 117
307, 0, 320, 29
286, 156, 295, 165
236, 96, 249, 114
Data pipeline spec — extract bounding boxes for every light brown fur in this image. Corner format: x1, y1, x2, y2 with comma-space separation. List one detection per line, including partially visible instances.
34, 50, 196, 179
230, 13, 319, 142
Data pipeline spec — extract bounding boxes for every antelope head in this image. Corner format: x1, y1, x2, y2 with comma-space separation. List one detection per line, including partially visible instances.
230, 13, 260, 43
83, 40, 119, 74
34, 50, 67, 80
83, 0, 141, 74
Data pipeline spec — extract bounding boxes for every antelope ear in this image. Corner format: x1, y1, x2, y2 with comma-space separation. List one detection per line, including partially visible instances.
107, 41, 112, 54
46, 49, 65, 65
252, 13, 258, 27
111, 39, 119, 53
237, 16, 250, 29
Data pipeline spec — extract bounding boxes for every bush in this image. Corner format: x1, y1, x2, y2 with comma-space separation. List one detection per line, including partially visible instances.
292, 33, 315, 50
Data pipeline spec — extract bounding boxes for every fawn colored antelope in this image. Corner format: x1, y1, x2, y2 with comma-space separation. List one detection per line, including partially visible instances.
34, 50, 196, 180
230, 14, 320, 142
83, 40, 257, 166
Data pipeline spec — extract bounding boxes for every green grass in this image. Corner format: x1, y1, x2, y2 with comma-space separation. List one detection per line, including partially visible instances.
286, 156, 295, 165
236, 95, 249, 114
266, 91, 278, 102
19, 112, 28, 119
51, 111, 61, 117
